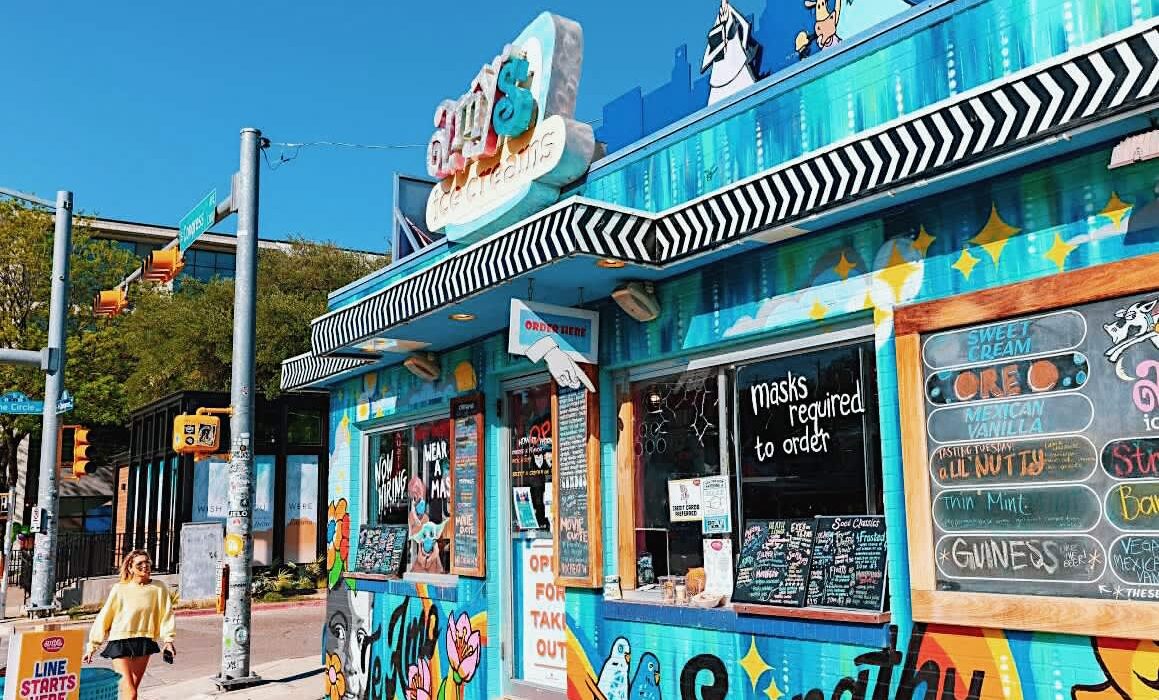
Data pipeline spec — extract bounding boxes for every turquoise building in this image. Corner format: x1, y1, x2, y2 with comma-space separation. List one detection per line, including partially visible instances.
282, 1, 1159, 698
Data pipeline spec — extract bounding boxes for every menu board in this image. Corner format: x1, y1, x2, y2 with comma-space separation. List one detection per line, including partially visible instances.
920, 292, 1159, 600
450, 395, 486, 577
355, 525, 407, 577
733, 519, 815, 606
553, 368, 602, 587
806, 516, 888, 611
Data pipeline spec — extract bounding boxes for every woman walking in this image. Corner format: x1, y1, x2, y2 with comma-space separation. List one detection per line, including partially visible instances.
84, 549, 177, 700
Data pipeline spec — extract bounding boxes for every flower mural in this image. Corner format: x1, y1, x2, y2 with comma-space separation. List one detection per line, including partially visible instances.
324, 652, 348, 700
405, 658, 433, 700
327, 498, 351, 588
445, 612, 482, 685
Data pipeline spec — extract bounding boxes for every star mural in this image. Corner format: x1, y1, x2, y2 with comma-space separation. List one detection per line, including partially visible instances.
834, 251, 858, 280
912, 225, 937, 256
1044, 232, 1078, 271
970, 205, 1021, 264
740, 637, 772, 691
952, 248, 980, 279
1099, 191, 1132, 227
809, 299, 829, 320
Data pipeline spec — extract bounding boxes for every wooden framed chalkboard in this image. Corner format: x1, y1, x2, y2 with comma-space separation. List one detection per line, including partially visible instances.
450, 394, 486, 577
552, 364, 603, 588
733, 519, 815, 606
895, 251, 1159, 639
355, 525, 407, 577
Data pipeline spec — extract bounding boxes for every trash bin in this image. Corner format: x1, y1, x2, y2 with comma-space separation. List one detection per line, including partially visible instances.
0, 667, 121, 700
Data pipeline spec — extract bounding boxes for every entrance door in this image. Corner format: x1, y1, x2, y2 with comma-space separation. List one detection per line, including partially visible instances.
502, 379, 567, 699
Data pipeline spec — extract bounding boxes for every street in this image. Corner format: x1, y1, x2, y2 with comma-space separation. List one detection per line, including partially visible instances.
0, 603, 324, 695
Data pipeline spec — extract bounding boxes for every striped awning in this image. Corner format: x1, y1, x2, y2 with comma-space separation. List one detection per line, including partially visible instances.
280, 352, 373, 392
290, 20, 1159, 388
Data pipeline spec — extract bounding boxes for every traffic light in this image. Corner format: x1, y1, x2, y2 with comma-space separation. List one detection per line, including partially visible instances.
93, 289, 129, 317
142, 248, 184, 284
72, 427, 91, 476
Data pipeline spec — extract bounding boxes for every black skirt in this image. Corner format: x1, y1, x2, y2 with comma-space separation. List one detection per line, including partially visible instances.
100, 637, 160, 659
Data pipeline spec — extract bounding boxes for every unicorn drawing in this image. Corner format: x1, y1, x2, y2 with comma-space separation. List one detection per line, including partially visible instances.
702, 0, 763, 104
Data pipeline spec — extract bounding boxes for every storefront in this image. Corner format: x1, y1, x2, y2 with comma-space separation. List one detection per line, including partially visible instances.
284, 2, 1159, 698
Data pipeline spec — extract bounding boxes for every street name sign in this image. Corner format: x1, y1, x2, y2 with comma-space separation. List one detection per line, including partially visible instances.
0, 390, 74, 415
179, 189, 217, 252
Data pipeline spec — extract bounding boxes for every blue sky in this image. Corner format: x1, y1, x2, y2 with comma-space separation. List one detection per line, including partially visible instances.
0, 1, 734, 252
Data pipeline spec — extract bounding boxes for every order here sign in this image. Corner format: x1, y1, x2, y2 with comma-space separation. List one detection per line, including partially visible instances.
508, 300, 599, 365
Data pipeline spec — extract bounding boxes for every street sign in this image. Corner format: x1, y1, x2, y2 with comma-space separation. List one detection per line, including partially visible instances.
0, 390, 74, 414
179, 189, 217, 252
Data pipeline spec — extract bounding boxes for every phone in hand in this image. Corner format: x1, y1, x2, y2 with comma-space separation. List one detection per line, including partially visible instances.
162, 649, 174, 665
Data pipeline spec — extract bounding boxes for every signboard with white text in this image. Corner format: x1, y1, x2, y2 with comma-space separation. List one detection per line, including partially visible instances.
425, 13, 595, 243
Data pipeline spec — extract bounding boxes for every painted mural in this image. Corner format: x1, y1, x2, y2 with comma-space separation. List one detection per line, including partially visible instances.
565, 609, 1159, 700
322, 582, 488, 700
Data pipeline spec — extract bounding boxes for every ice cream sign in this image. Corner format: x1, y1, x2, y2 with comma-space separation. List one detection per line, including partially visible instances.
425, 12, 595, 244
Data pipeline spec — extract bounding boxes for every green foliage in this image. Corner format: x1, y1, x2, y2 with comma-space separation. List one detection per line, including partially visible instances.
261, 591, 285, 602
0, 202, 138, 486
119, 238, 381, 408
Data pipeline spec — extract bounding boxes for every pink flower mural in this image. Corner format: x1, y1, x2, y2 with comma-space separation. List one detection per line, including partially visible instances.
445, 612, 482, 684
405, 658, 432, 700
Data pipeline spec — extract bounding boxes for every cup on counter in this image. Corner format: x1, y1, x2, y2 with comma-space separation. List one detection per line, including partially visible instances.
674, 576, 688, 605
659, 576, 677, 604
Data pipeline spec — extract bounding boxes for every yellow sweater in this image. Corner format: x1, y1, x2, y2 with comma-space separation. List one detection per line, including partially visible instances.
87, 580, 176, 653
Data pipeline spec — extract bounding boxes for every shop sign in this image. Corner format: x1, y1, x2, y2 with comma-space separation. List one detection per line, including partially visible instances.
521, 539, 566, 688
425, 13, 595, 243
4, 628, 84, 700
509, 300, 598, 364
668, 477, 703, 522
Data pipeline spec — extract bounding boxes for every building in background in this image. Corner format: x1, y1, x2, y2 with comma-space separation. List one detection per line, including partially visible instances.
118, 390, 328, 571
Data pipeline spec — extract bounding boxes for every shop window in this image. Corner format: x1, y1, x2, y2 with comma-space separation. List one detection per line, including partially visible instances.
621, 338, 883, 590
735, 340, 883, 520
365, 420, 451, 575
631, 370, 721, 579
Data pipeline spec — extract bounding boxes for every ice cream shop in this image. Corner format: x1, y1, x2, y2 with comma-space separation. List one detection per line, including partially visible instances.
281, 1, 1159, 698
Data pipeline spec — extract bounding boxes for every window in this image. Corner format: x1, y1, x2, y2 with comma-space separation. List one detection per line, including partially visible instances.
622, 337, 883, 584
287, 409, 323, 446
365, 420, 451, 574
631, 370, 721, 578
508, 384, 554, 533
736, 340, 882, 520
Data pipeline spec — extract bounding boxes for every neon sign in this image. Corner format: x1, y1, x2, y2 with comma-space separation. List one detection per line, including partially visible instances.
425, 13, 595, 244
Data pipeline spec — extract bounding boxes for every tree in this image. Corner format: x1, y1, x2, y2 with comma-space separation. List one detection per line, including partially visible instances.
119, 238, 382, 408
0, 201, 139, 488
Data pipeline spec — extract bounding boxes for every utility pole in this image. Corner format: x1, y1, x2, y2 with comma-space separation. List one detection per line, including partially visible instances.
218, 128, 261, 688
27, 191, 74, 613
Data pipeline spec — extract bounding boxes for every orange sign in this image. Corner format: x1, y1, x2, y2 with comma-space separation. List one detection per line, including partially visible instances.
3, 629, 84, 700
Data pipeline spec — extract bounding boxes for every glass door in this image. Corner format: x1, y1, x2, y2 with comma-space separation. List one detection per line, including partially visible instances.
503, 379, 567, 699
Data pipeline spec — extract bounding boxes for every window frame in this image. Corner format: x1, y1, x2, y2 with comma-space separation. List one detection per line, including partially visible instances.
615, 320, 875, 591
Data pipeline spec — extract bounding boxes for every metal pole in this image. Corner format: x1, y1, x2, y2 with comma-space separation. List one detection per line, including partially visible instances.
28, 191, 73, 613
1, 518, 13, 615
219, 129, 260, 687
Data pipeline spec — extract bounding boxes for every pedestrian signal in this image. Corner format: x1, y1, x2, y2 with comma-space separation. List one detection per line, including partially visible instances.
142, 248, 184, 284
173, 413, 221, 455
72, 427, 91, 476
93, 289, 129, 317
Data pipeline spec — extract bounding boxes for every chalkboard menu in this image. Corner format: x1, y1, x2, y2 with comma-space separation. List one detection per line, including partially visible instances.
355, 525, 407, 576
450, 395, 486, 577
553, 368, 602, 587
806, 516, 888, 611
733, 519, 815, 606
920, 292, 1159, 601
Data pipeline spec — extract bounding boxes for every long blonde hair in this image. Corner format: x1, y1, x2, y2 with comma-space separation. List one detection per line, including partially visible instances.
119, 549, 151, 582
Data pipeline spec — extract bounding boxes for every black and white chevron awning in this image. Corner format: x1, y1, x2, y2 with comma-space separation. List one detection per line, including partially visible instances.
281, 352, 373, 392
304, 19, 1159, 365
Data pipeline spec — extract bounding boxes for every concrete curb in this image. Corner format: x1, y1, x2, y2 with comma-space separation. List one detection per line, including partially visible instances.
176, 598, 324, 618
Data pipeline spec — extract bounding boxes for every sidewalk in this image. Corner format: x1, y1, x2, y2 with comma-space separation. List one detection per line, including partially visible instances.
144, 656, 322, 700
